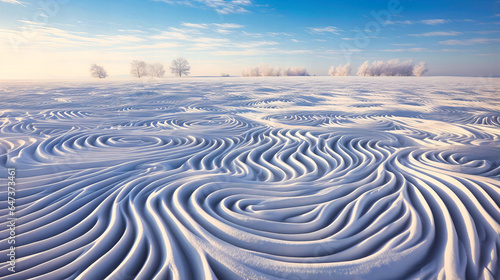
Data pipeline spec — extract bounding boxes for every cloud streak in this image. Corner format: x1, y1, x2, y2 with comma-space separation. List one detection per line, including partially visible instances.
0, 0, 25, 6
439, 37, 500, 45
153, 0, 252, 14
420, 19, 450, 25
409, 31, 461, 37
385, 19, 451, 25
307, 26, 342, 35
380, 48, 427, 52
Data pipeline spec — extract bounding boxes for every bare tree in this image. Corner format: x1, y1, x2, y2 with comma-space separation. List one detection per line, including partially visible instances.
147, 63, 165, 78
90, 64, 107, 78
170, 57, 190, 77
130, 60, 147, 78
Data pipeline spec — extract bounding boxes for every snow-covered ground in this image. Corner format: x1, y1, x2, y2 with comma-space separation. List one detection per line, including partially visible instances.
0, 76, 499, 279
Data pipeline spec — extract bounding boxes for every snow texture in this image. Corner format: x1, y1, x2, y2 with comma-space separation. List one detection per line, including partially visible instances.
0, 76, 499, 280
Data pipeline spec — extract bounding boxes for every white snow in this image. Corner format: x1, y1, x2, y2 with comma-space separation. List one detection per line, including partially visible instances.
0, 76, 499, 280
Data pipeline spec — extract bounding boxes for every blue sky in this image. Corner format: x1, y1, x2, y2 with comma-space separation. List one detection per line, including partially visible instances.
0, 0, 499, 78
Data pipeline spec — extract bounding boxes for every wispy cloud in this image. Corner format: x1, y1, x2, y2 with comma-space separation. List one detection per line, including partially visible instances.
439, 37, 500, 45
153, 0, 252, 14
385, 19, 451, 25
0, 0, 25, 6
148, 26, 278, 51
385, 20, 414, 25
268, 32, 292, 36
307, 26, 342, 35
181, 22, 209, 29
118, 29, 146, 33
213, 23, 244, 29
420, 19, 450, 25
471, 30, 500, 34
392, 43, 417, 46
9, 20, 146, 48
150, 28, 193, 40
215, 29, 233, 34
242, 31, 263, 37
409, 31, 461, 37
181, 22, 243, 33
242, 31, 292, 38
118, 42, 178, 50
440, 49, 470, 52
380, 48, 427, 52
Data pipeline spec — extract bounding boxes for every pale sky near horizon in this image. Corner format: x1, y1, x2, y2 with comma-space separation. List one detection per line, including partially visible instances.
0, 0, 499, 79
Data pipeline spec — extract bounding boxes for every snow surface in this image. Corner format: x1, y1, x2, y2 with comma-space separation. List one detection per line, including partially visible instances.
0, 76, 499, 280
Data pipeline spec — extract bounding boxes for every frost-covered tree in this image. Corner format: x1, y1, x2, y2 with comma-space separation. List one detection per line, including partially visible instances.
413, 61, 428, 77
357, 61, 371, 76
170, 57, 190, 77
357, 59, 414, 76
90, 64, 107, 78
328, 66, 335, 76
259, 64, 281, 76
241, 66, 261, 77
130, 60, 148, 78
147, 63, 165, 78
329, 63, 352, 76
283, 67, 309, 76
241, 65, 309, 77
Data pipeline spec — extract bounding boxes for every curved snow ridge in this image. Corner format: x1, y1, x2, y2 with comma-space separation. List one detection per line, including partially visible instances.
109, 115, 256, 134
36, 110, 92, 120
0, 77, 499, 280
0, 120, 37, 134
1, 132, 498, 280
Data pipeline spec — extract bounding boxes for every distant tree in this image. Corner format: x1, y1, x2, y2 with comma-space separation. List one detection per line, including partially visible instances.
413, 61, 428, 77
90, 64, 107, 78
241, 66, 260, 77
283, 67, 309, 76
170, 57, 190, 77
259, 63, 281, 76
130, 60, 148, 78
357, 61, 371, 76
329, 63, 352, 76
357, 59, 414, 76
147, 63, 166, 78
242, 65, 309, 77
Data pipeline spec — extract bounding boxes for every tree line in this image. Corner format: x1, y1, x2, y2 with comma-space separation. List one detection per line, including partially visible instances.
241, 60, 428, 77
90, 57, 190, 79
91, 58, 428, 78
